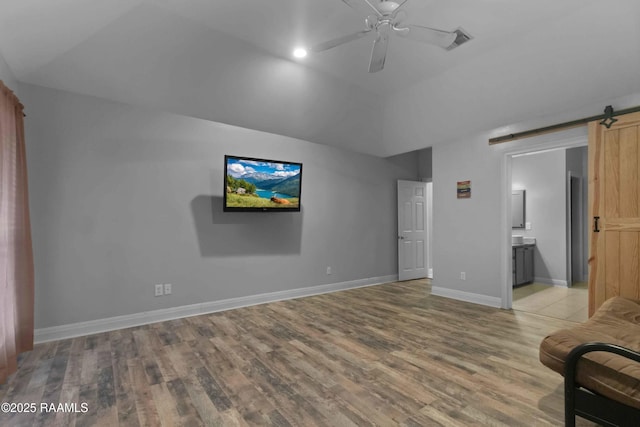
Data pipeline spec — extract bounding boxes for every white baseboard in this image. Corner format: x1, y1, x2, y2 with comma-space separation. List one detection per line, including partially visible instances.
534, 277, 569, 287
430, 286, 502, 308
34, 275, 398, 343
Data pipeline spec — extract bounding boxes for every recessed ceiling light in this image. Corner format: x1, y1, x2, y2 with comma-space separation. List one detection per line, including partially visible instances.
293, 47, 307, 59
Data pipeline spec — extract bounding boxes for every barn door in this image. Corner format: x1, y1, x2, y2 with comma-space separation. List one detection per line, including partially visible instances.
589, 111, 640, 315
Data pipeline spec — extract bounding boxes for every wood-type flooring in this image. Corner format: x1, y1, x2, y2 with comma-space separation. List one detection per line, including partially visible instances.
0, 279, 597, 426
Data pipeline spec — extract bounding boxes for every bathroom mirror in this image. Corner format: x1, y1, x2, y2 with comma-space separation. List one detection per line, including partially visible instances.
512, 190, 525, 228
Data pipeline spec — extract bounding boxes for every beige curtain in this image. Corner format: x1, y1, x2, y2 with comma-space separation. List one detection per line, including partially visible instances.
0, 80, 34, 384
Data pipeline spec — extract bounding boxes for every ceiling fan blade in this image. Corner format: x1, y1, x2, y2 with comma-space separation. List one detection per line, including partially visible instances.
369, 26, 390, 73
342, 0, 383, 17
311, 29, 372, 52
395, 24, 457, 49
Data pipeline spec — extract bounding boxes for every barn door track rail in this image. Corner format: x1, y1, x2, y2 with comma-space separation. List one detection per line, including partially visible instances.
488, 105, 640, 145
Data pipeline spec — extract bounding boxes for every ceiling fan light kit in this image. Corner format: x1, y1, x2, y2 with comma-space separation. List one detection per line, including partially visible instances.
311, 0, 471, 72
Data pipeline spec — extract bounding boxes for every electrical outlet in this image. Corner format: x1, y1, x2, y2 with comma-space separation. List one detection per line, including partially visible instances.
326, 266, 332, 275
525, 222, 532, 230
154, 284, 164, 297
460, 272, 466, 280
164, 283, 172, 295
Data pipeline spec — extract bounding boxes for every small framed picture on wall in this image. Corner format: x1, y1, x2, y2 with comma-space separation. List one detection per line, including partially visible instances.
457, 180, 471, 198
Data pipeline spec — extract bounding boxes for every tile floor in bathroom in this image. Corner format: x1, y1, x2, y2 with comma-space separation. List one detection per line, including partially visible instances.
513, 281, 588, 322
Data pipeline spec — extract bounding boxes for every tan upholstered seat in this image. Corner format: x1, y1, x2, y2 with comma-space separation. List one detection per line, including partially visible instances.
539, 296, 640, 409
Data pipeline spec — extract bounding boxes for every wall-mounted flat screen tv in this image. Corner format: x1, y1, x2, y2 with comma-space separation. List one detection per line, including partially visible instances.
224, 155, 302, 212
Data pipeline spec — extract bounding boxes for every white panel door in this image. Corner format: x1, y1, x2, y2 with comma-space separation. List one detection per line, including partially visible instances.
398, 180, 428, 281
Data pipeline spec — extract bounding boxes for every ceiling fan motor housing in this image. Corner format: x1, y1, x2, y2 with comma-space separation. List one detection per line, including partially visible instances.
377, 1, 400, 15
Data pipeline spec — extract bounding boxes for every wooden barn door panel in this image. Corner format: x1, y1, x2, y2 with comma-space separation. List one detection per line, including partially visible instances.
589, 112, 640, 315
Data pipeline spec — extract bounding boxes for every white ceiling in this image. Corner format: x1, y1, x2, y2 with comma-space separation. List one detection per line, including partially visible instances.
1, 0, 639, 157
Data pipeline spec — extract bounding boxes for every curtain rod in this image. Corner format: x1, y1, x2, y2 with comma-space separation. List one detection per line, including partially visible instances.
488, 105, 640, 145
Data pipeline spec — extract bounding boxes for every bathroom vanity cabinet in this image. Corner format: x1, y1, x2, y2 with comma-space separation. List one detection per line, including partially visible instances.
513, 244, 534, 286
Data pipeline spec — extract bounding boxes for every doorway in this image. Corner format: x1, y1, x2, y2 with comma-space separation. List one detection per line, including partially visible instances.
397, 180, 430, 281
504, 143, 588, 321
569, 174, 586, 284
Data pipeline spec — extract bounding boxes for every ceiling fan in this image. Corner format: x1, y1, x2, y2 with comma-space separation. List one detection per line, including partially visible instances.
311, 0, 471, 73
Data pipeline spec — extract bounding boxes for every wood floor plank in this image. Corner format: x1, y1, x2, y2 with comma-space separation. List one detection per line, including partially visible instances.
111, 355, 140, 427
0, 279, 599, 426
95, 366, 117, 425
53, 381, 80, 427
127, 357, 162, 426
204, 338, 282, 423
180, 376, 226, 426
80, 350, 98, 386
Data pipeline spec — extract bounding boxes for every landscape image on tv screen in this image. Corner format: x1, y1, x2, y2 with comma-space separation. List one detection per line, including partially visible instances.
224, 155, 302, 211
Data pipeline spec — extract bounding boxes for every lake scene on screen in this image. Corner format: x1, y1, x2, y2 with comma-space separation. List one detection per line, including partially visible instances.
225, 157, 301, 209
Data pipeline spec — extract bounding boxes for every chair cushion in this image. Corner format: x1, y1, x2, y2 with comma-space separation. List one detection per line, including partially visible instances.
539, 296, 640, 409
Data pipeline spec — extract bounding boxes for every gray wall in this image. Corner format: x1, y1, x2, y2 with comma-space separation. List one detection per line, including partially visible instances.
0, 50, 17, 92
21, 83, 418, 328
432, 133, 504, 298
566, 147, 586, 178
417, 147, 432, 181
512, 150, 567, 284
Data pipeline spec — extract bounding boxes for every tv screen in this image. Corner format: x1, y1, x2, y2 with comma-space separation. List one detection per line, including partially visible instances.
224, 155, 302, 212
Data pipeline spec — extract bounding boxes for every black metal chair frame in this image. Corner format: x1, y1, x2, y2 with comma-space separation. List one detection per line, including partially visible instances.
565, 342, 640, 427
